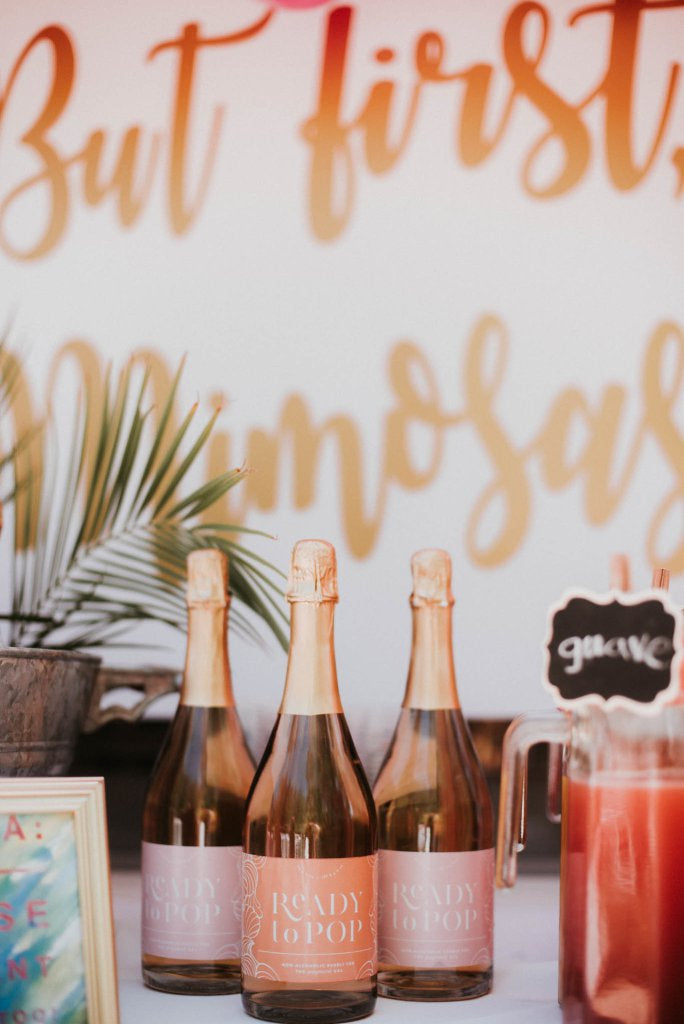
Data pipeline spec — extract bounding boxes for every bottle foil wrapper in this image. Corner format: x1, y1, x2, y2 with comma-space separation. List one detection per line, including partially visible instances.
187, 548, 229, 607
287, 539, 339, 603
410, 548, 454, 607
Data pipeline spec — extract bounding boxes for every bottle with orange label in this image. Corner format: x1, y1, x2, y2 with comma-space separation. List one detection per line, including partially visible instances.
373, 549, 494, 1000
141, 548, 255, 994
242, 539, 377, 1022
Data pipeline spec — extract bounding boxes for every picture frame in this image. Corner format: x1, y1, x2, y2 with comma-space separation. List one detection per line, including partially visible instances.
0, 777, 119, 1024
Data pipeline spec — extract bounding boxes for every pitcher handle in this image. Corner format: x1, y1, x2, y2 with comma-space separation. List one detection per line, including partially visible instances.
496, 711, 571, 889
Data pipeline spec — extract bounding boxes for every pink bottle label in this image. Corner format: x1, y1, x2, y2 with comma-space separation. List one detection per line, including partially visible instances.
242, 853, 377, 983
142, 842, 242, 960
378, 848, 494, 969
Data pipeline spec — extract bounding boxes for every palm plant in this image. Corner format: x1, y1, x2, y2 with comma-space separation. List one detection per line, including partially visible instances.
0, 342, 36, 517
1, 351, 287, 652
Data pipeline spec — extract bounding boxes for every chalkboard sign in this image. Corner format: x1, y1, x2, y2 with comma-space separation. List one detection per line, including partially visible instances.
544, 589, 683, 711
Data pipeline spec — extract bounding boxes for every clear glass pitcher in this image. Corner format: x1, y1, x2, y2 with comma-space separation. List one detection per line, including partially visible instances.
497, 703, 684, 1024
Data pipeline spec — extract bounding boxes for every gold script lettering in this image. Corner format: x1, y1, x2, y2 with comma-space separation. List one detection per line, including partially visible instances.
147, 11, 273, 234
8, 320, 684, 571
208, 317, 684, 571
1, 4, 681, 253
303, 1, 684, 240
0, 12, 273, 259
642, 320, 684, 568
571, 0, 684, 191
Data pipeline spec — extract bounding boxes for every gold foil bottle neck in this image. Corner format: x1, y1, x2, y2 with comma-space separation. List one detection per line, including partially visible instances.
410, 548, 454, 607
286, 539, 338, 603
186, 548, 229, 608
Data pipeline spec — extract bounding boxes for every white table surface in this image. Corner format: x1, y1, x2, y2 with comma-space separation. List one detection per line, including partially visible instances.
113, 871, 562, 1023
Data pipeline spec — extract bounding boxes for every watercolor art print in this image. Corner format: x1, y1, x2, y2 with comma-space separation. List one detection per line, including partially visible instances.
0, 810, 87, 1023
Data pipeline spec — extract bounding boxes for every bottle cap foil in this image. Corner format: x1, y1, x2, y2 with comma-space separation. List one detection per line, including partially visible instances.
287, 539, 338, 603
186, 548, 229, 607
410, 548, 454, 607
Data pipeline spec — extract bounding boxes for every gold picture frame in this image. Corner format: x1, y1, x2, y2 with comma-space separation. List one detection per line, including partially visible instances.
0, 777, 119, 1023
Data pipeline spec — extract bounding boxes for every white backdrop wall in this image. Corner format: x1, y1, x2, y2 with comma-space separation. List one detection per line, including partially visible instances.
1, 0, 683, 740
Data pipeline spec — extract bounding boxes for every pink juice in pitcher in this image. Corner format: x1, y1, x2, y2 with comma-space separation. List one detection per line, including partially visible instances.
561, 773, 684, 1024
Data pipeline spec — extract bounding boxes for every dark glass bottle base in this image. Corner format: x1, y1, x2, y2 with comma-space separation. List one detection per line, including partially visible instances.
378, 966, 492, 1001
142, 962, 240, 995
241, 989, 376, 1023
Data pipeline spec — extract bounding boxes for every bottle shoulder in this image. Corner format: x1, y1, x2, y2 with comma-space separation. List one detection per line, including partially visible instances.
142, 705, 255, 846
374, 708, 485, 793
245, 713, 376, 857
373, 707, 493, 852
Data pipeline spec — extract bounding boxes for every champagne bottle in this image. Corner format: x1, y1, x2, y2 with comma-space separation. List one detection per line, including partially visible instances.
242, 539, 377, 1023
141, 548, 255, 994
373, 549, 494, 1001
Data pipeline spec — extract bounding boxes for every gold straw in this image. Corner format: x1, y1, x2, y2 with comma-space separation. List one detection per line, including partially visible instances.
610, 553, 631, 592
651, 567, 670, 591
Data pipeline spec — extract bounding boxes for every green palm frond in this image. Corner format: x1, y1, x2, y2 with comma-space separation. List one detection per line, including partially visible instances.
2, 356, 288, 650
0, 336, 39, 495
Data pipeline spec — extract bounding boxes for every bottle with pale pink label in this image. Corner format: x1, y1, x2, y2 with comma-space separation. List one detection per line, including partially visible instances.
373, 549, 494, 1000
242, 540, 377, 1022
141, 549, 255, 994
